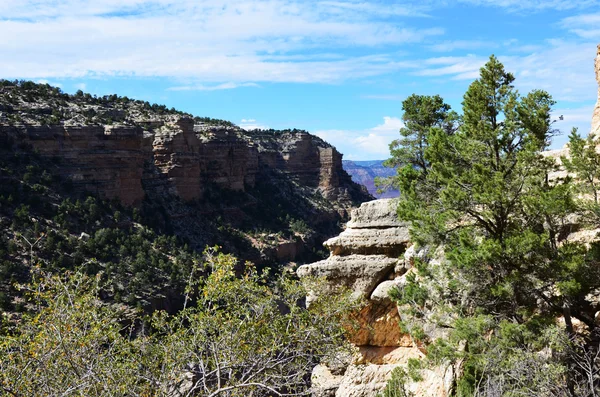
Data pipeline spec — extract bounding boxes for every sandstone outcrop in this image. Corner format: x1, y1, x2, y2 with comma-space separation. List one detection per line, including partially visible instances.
593, 44, 600, 136
298, 199, 453, 397
0, 83, 369, 213
0, 120, 362, 208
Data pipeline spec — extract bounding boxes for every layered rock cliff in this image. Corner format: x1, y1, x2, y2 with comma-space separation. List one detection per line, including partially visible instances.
0, 81, 372, 263
0, 119, 362, 209
298, 199, 453, 397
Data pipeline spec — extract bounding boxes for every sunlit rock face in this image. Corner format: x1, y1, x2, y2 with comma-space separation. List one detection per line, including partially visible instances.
593, 44, 600, 136
0, 118, 370, 209
298, 199, 453, 397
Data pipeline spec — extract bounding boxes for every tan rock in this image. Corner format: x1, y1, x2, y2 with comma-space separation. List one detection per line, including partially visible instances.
593, 44, 600, 136
370, 278, 405, 302
300, 198, 455, 396
335, 363, 396, 397
349, 299, 411, 347
297, 254, 398, 302
325, 226, 411, 257
312, 364, 344, 397
346, 199, 405, 229
2, 117, 370, 210
336, 359, 453, 397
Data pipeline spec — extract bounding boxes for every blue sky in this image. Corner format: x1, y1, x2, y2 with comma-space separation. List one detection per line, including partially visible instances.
1, 0, 599, 160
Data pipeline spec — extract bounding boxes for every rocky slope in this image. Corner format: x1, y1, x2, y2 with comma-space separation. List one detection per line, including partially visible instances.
298, 200, 453, 397
0, 81, 372, 264
342, 160, 399, 199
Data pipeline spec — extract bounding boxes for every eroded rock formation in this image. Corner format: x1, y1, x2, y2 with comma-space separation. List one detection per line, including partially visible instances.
0, 123, 147, 205
298, 199, 453, 397
593, 44, 600, 136
0, 119, 365, 210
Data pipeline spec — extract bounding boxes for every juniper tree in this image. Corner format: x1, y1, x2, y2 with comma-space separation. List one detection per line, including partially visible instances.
388, 55, 600, 395
377, 95, 457, 194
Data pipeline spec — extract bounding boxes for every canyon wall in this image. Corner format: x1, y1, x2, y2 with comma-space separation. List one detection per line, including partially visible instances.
1, 123, 147, 205
298, 200, 453, 397
0, 120, 364, 209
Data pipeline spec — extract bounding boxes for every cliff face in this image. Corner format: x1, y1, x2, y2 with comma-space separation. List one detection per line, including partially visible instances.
0, 83, 372, 264
0, 119, 360, 209
298, 200, 453, 397
0, 123, 146, 206
593, 44, 600, 136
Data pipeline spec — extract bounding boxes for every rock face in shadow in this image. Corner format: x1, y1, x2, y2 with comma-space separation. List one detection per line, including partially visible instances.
0, 124, 147, 205
298, 199, 453, 397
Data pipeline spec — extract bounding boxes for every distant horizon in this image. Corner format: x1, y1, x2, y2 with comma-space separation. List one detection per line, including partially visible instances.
2, 1, 599, 160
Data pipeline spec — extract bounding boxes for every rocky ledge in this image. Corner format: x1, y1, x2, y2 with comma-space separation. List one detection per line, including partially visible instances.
298, 199, 453, 397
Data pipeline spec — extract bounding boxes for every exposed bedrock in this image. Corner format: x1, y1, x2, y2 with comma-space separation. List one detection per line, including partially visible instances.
298, 199, 453, 397
0, 119, 367, 210
593, 44, 600, 136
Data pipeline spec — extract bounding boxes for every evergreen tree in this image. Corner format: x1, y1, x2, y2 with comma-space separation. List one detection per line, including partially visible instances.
387, 55, 600, 395
377, 95, 457, 194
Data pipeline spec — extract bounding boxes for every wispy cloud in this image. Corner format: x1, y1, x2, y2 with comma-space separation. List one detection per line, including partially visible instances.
415, 55, 487, 80
0, 0, 442, 83
239, 118, 269, 130
560, 13, 600, 39
168, 82, 259, 91
428, 40, 496, 52
412, 41, 598, 102
315, 116, 403, 159
456, 0, 600, 11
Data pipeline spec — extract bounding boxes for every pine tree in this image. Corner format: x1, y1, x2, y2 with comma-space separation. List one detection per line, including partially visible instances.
388, 55, 600, 395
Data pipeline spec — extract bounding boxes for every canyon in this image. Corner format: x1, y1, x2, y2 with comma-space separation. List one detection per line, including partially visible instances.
0, 88, 372, 263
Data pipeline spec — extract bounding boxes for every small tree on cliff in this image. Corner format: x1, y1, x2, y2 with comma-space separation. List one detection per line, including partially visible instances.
377, 94, 457, 193
387, 55, 600, 395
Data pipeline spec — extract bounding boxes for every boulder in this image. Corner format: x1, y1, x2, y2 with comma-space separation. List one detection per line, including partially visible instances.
297, 254, 398, 303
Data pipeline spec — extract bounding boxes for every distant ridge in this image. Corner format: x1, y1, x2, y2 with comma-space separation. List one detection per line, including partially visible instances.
342, 160, 399, 198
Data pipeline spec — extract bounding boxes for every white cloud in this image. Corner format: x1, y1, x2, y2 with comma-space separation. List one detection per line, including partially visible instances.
560, 13, 600, 39
428, 40, 496, 52
36, 79, 62, 87
315, 116, 403, 160
168, 82, 259, 91
413, 41, 598, 102
0, 0, 442, 83
456, 0, 600, 11
75, 82, 87, 90
239, 119, 269, 130
415, 55, 487, 80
